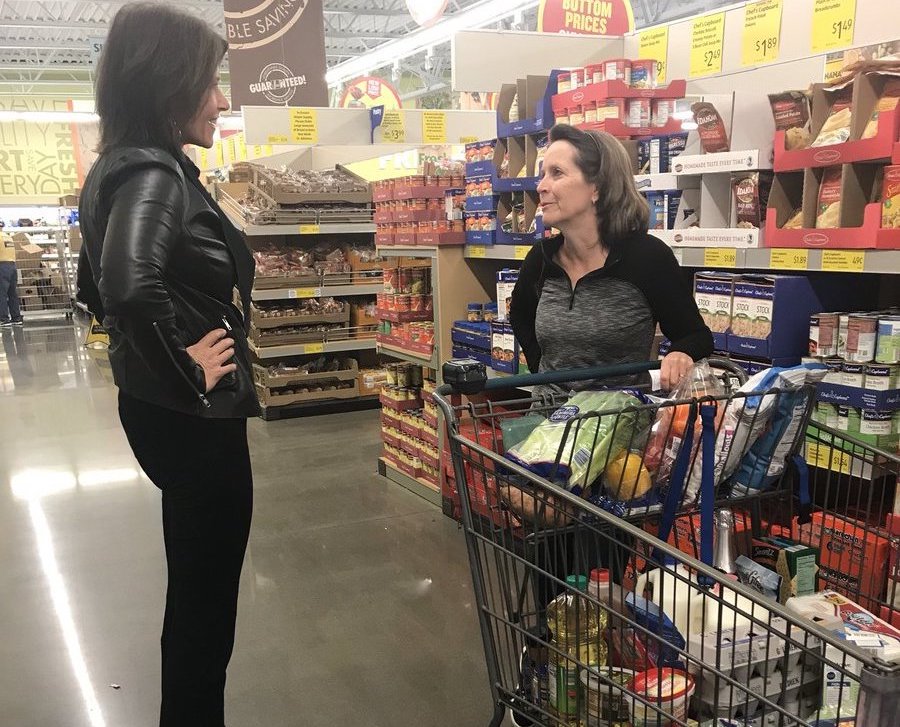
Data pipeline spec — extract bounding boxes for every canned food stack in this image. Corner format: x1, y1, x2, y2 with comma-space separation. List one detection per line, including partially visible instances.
376, 264, 436, 357
808, 310, 900, 452
380, 367, 440, 487
451, 303, 497, 368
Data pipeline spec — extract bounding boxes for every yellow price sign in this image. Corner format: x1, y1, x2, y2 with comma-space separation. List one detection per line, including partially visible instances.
263, 144, 274, 156
830, 449, 853, 475
290, 287, 320, 299
690, 12, 725, 78
226, 137, 237, 164
514, 245, 532, 261
213, 141, 225, 168
303, 343, 326, 355
704, 248, 737, 267
811, 0, 856, 53
769, 248, 808, 270
252, 145, 264, 159
741, 0, 782, 67
298, 224, 320, 235
422, 111, 447, 143
268, 134, 289, 144
459, 135, 479, 144
806, 441, 831, 469
197, 147, 209, 170
290, 108, 318, 144
467, 245, 487, 258
236, 135, 247, 162
638, 26, 669, 84
822, 250, 865, 272
380, 110, 406, 143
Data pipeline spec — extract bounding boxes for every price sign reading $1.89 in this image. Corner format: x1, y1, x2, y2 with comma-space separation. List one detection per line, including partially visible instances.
741, 0, 783, 67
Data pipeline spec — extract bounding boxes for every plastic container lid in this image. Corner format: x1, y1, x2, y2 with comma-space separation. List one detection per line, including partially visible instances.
589, 568, 610, 585
629, 668, 695, 701
565, 574, 588, 592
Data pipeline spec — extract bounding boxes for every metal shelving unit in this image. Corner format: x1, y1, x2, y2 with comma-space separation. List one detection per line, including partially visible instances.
375, 341, 438, 369
251, 283, 383, 301
249, 338, 376, 359
235, 221, 377, 237
378, 458, 442, 506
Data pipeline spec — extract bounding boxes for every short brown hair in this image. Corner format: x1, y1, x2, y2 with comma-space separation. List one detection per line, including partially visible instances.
96, 2, 227, 154
548, 124, 649, 244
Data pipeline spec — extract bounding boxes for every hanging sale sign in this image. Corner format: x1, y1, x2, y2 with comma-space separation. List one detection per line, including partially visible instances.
223, 0, 328, 109
537, 0, 635, 36
339, 77, 403, 110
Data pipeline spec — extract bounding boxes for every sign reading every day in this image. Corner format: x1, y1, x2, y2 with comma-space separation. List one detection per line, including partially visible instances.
536, 0, 635, 36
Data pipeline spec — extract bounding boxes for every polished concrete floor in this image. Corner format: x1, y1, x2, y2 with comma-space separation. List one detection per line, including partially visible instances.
0, 320, 497, 727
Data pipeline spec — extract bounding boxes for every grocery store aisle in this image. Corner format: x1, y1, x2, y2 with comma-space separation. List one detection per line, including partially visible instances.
0, 321, 495, 727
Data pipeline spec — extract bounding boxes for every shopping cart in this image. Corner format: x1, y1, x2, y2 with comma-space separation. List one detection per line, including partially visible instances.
434, 359, 900, 727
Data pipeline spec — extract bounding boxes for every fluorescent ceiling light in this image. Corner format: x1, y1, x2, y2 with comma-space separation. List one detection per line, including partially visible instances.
0, 110, 98, 124
325, 0, 539, 86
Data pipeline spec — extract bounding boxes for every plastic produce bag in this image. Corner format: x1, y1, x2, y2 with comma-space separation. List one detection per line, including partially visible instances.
644, 361, 726, 508
505, 390, 648, 494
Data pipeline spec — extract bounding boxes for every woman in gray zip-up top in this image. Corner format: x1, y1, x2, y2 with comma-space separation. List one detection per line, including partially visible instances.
510, 124, 713, 395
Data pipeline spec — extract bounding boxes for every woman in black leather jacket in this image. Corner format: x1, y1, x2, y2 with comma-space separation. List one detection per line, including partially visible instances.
77, 5, 258, 725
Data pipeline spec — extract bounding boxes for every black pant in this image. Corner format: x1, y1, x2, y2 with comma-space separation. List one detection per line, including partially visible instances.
0, 261, 21, 321
118, 392, 253, 727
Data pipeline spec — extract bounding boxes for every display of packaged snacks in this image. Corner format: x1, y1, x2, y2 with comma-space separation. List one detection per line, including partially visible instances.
861, 75, 900, 139
630, 59, 657, 89
691, 101, 730, 153
768, 90, 811, 150
816, 166, 843, 228
733, 172, 773, 228
883, 165, 900, 228
811, 85, 853, 147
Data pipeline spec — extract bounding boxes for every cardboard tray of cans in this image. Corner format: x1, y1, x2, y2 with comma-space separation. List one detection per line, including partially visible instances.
257, 380, 360, 408
250, 305, 350, 330
237, 163, 372, 205
249, 325, 351, 347
252, 359, 359, 388
379, 390, 424, 411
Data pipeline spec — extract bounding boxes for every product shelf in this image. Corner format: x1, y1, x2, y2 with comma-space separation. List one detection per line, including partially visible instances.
376, 245, 438, 259
378, 457, 442, 506
575, 117, 684, 139
251, 283, 383, 301
551, 79, 687, 114
249, 338, 376, 359
258, 394, 380, 421
763, 205, 900, 250
654, 228, 764, 249
669, 246, 900, 273
465, 243, 534, 261
375, 339, 438, 368
671, 149, 770, 175
376, 309, 433, 324
236, 221, 377, 236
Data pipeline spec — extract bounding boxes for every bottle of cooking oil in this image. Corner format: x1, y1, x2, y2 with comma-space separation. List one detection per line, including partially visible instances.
546, 574, 607, 724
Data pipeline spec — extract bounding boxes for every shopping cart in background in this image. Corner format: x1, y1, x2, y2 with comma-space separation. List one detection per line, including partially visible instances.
433, 359, 900, 727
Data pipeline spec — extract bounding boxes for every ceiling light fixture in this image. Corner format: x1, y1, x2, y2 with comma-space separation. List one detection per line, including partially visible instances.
325, 0, 539, 86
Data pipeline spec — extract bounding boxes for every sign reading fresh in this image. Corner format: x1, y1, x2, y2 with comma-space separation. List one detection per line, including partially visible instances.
537, 0, 635, 36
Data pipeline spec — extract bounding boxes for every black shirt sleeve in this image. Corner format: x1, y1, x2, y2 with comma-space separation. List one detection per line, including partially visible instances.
641, 237, 714, 360
509, 243, 545, 373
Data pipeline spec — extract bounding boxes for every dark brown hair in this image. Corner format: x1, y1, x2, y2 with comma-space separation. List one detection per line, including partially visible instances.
95, 2, 227, 154
548, 124, 649, 243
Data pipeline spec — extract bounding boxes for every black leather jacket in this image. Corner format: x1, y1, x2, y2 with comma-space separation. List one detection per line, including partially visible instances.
77, 147, 260, 418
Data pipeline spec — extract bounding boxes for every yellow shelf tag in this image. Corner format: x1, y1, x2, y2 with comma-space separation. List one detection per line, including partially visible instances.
769, 248, 808, 270
236, 135, 247, 162
514, 245, 532, 261
303, 343, 325, 355
638, 26, 669, 84
822, 249, 865, 272
380, 110, 406, 143
422, 111, 447, 143
741, 0, 782, 67
268, 134, 289, 144
703, 248, 737, 267
689, 12, 725, 78
467, 245, 487, 258
213, 141, 225, 168
811, 0, 856, 53
290, 108, 318, 144
197, 147, 209, 170
298, 224, 320, 235
252, 145, 263, 159
290, 288, 319, 299
830, 449, 852, 475
459, 135, 479, 144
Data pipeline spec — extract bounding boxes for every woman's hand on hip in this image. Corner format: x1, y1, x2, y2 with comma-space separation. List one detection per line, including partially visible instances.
660, 351, 694, 392
187, 329, 236, 393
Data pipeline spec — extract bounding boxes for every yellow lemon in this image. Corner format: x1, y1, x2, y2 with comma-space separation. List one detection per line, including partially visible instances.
604, 451, 652, 501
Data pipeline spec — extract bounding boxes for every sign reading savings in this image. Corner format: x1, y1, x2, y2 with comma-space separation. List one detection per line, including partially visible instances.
537, 0, 635, 36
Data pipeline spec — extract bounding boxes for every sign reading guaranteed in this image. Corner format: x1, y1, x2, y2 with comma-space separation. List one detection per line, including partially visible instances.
224, 0, 328, 109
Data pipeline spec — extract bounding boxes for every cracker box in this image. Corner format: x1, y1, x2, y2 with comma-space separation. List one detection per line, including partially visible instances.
490, 321, 518, 375
496, 268, 519, 322
694, 271, 736, 351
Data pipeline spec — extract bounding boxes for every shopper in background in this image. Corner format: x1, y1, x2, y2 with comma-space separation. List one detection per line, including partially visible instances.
76, 3, 259, 726
0, 226, 24, 327
511, 124, 713, 394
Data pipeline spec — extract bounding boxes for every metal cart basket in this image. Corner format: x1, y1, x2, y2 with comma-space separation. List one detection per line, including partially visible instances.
434, 359, 900, 727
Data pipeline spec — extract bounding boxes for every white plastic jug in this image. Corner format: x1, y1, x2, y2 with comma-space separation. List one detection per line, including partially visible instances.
635, 563, 761, 641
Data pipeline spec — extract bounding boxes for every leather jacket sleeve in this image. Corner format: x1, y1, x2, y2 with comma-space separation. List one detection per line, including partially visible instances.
99, 163, 207, 400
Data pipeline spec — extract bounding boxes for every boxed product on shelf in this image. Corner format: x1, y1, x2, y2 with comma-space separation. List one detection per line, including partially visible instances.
464, 139, 497, 178
490, 321, 520, 375
496, 268, 519, 321
350, 300, 379, 330
694, 271, 736, 351
496, 73, 557, 137
452, 320, 492, 354
636, 133, 689, 175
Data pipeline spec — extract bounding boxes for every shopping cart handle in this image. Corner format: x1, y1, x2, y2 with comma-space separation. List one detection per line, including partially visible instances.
440, 359, 661, 395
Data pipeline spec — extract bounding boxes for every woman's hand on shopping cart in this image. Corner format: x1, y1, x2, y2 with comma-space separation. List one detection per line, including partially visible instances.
660, 351, 693, 391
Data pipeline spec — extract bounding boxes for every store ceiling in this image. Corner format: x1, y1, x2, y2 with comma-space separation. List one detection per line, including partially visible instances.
0, 0, 738, 101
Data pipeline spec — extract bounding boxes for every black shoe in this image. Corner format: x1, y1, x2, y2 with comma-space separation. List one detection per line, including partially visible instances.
11, 318, 23, 326
0, 320, 12, 328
